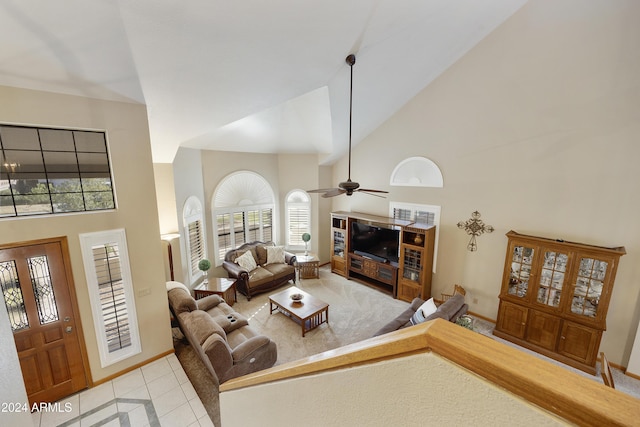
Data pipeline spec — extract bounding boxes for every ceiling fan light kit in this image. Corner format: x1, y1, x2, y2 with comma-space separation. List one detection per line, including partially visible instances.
308, 54, 388, 198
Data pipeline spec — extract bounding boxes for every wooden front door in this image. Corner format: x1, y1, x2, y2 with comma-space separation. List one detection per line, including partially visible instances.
0, 238, 88, 405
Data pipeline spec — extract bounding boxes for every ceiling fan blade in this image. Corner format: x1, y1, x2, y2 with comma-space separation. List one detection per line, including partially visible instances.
307, 188, 339, 194
358, 188, 388, 193
357, 189, 388, 198
322, 188, 347, 198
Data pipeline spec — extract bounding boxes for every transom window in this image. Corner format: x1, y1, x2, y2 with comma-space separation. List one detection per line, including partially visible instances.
0, 124, 115, 217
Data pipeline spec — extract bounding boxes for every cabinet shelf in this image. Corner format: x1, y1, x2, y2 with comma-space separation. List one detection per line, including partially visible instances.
494, 230, 625, 374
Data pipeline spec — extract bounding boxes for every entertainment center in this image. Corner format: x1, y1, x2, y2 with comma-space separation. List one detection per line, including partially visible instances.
330, 211, 435, 301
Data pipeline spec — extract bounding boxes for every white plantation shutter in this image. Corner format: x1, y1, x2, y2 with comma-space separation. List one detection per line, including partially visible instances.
262, 209, 273, 242
217, 213, 232, 259
187, 219, 204, 276
92, 244, 130, 352
183, 196, 207, 284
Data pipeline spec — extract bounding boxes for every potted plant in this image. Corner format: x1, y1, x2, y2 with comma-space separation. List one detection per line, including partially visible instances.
302, 233, 311, 256
198, 258, 211, 284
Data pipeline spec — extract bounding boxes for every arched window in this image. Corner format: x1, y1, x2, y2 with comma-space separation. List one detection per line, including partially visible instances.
183, 196, 206, 285
390, 156, 444, 187
212, 171, 275, 264
285, 189, 311, 249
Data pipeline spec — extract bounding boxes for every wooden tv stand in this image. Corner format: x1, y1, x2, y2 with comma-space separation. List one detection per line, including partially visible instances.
348, 252, 398, 297
330, 211, 435, 300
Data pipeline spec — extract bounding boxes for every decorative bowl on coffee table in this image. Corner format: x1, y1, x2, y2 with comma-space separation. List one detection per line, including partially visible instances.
290, 293, 304, 302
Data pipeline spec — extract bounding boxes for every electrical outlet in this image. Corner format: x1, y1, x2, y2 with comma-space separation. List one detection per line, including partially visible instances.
138, 288, 151, 297
472, 298, 479, 304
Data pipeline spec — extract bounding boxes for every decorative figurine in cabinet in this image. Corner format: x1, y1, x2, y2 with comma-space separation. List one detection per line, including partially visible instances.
494, 230, 625, 374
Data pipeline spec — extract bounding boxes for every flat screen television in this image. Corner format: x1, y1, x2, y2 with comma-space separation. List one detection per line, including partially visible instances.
350, 221, 400, 263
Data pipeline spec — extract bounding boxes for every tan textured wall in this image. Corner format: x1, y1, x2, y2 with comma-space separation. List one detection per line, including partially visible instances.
220, 352, 568, 426
0, 85, 173, 383
330, 0, 640, 367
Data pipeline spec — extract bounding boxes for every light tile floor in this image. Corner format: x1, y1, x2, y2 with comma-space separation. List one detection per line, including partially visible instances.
31, 354, 213, 427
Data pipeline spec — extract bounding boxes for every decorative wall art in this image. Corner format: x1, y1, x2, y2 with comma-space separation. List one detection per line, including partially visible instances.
457, 211, 494, 251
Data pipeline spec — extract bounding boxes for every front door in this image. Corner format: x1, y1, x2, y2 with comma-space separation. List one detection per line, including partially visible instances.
0, 237, 88, 405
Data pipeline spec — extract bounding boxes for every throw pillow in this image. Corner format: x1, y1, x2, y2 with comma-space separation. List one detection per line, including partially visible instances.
265, 246, 286, 265
418, 298, 438, 317
235, 250, 257, 271
409, 298, 438, 326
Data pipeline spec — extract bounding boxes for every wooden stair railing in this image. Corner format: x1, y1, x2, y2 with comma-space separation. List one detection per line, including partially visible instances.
221, 319, 640, 427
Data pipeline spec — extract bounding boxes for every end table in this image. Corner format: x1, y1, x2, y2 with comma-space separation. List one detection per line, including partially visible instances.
295, 253, 319, 282
193, 277, 238, 306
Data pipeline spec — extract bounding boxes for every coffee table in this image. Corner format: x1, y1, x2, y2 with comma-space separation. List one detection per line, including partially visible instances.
269, 286, 329, 337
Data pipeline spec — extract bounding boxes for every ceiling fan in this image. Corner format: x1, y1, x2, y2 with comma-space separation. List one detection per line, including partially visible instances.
308, 54, 388, 198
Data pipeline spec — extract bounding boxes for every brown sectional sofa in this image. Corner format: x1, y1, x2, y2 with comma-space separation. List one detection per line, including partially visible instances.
373, 294, 468, 337
167, 282, 277, 383
223, 241, 296, 300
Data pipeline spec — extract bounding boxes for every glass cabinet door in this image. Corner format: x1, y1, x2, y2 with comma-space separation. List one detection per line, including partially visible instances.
333, 230, 345, 258
402, 247, 422, 282
571, 257, 607, 318
508, 245, 534, 298
535, 249, 569, 308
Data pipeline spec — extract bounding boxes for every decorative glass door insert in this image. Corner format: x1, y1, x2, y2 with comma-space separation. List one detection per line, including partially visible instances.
536, 250, 568, 307
509, 245, 534, 298
571, 257, 607, 318
402, 247, 422, 282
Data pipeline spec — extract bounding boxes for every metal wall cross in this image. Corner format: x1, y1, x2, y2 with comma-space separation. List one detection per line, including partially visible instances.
457, 211, 494, 251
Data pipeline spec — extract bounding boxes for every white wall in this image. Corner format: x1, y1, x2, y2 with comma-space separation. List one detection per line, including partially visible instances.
328, 0, 640, 367
221, 352, 567, 426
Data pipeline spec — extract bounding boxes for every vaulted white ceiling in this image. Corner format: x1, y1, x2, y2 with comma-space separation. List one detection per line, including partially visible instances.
0, 0, 528, 163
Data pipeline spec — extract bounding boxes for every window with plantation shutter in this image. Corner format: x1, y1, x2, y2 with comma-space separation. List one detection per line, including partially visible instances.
212, 171, 276, 264
285, 190, 310, 248
187, 220, 204, 276
183, 196, 207, 285
80, 229, 141, 367
390, 202, 441, 273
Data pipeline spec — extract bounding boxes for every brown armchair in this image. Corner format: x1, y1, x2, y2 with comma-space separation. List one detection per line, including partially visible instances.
223, 241, 296, 300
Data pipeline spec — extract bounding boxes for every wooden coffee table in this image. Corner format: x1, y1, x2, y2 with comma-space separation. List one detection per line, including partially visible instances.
269, 286, 329, 337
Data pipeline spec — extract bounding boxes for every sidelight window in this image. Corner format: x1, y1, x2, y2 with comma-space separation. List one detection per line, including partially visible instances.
79, 229, 141, 367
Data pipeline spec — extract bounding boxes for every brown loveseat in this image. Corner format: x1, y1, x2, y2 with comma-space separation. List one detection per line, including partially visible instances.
223, 241, 296, 300
167, 282, 277, 383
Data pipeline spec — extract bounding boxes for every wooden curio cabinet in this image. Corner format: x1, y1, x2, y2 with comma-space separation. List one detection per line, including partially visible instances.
330, 213, 348, 276
493, 230, 625, 374
397, 224, 436, 302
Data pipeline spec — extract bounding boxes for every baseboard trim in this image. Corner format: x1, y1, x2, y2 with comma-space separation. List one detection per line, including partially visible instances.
92, 349, 175, 387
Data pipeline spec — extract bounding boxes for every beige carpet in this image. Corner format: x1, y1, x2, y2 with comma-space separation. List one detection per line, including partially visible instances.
231, 266, 409, 365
